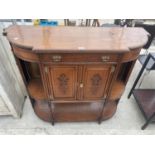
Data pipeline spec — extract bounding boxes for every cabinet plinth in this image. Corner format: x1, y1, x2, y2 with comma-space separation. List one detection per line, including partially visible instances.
5, 25, 148, 124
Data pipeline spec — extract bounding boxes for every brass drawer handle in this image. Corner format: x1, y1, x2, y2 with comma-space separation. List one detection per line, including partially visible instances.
101, 56, 110, 62
52, 55, 62, 62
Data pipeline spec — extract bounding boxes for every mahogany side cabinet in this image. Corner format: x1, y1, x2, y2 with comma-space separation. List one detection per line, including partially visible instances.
4, 25, 148, 125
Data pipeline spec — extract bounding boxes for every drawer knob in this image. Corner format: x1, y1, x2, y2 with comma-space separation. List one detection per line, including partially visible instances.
101, 56, 110, 62
80, 83, 84, 88
52, 55, 62, 62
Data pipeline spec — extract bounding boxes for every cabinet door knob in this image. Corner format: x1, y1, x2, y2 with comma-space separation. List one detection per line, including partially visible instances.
80, 83, 84, 88
52, 55, 62, 62
101, 56, 110, 62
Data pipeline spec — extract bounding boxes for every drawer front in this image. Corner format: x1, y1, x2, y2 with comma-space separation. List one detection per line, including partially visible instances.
39, 53, 118, 63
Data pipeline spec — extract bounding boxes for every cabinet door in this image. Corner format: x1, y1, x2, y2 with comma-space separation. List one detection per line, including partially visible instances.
46, 65, 78, 100
82, 65, 114, 100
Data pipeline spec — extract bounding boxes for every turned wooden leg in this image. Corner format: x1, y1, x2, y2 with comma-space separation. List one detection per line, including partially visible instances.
98, 100, 106, 124
48, 101, 55, 126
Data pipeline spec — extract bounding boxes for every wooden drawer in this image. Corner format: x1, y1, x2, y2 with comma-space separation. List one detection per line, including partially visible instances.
39, 53, 118, 63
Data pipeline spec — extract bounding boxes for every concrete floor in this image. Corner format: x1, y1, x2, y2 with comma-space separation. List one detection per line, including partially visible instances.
0, 50, 155, 134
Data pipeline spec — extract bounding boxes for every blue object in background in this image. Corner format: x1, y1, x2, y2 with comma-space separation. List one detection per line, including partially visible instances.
40, 20, 58, 26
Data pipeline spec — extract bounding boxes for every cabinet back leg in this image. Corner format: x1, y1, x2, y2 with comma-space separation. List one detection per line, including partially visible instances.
48, 101, 55, 126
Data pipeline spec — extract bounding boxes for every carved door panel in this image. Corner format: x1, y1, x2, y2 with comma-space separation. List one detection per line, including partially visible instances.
82, 65, 114, 100
46, 65, 78, 100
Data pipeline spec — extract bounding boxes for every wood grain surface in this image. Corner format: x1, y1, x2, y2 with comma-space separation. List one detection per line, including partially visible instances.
6, 25, 149, 52
5, 25, 149, 123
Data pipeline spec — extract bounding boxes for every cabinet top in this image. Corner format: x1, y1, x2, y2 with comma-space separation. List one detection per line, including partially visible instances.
5, 25, 149, 53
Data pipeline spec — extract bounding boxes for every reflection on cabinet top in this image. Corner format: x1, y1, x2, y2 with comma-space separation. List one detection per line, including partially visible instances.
5, 25, 149, 53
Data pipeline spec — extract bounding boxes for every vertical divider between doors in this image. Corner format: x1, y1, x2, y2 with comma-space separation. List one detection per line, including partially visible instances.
77, 65, 84, 100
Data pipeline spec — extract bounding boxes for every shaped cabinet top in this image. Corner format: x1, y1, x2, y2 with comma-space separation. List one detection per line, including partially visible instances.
5, 25, 149, 53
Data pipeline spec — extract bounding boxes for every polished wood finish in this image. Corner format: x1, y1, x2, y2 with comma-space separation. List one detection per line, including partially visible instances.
110, 81, 125, 100
12, 45, 39, 62
34, 100, 117, 122
46, 65, 78, 100
121, 48, 141, 62
83, 65, 113, 100
27, 79, 45, 100
39, 53, 119, 63
5, 25, 148, 124
6, 25, 148, 52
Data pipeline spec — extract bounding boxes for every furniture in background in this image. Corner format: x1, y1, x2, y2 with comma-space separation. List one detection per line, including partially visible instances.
133, 23, 155, 87
85, 19, 91, 26
64, 19, 100, 26
92, 19, 100, 27
39, 20, 58, 26
5, 25, 148, 125
0, 27, 27, 117
64, 19, 76, 26
114, 19, 134, 27
128, 53, 155, 129
135, 23, 155, 51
